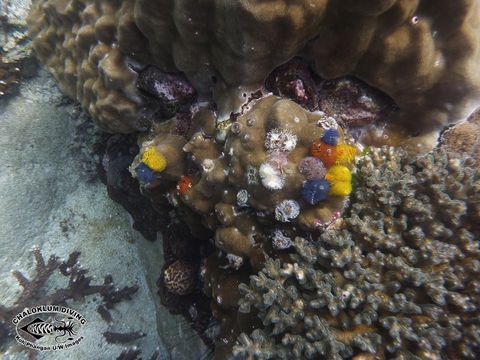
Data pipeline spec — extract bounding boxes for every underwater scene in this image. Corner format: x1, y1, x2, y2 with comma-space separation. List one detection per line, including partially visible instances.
1, 0, 480, 359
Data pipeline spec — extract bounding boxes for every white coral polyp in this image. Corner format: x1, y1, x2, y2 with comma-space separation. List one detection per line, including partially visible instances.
271, 229, 293, 250
265, 128, 297, 152
262, 175, 285, 190
275, 199, 300, 222
259, 163, 285, 190
201, 159, 215, 172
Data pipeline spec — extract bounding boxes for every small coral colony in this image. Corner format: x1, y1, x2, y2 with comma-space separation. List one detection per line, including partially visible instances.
135, 124, 355, 215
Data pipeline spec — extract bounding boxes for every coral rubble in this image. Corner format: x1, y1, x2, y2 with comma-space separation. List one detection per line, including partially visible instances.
236, 147, 480, 359
28, 0, 480, 132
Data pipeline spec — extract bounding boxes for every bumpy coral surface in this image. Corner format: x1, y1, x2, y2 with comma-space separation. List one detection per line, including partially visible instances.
132, 96, 356, 263
28, 0, 480, 132
440, 107, 480, 171
162, 260, 197, 296
236, 148, 480, 359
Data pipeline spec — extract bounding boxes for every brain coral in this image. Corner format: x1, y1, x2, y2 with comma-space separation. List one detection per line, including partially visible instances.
28, 0, 480, 133
236, 147, 480, 359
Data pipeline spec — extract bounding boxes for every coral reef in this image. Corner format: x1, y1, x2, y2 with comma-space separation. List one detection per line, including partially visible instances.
28, 0, 480, 132
236, 147, 480, 359
125, 95, 361, 357
23, 1, 480, 356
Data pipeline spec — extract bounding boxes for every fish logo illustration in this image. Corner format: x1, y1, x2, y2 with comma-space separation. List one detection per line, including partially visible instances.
20, 316, 77, 342
12, 305, 86, 351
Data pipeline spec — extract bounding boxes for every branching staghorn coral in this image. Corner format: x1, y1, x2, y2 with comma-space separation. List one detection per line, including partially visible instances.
27, 0, 480, 133
236, 147, 480, 359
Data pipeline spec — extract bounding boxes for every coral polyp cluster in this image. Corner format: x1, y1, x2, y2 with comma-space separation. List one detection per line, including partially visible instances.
326, 165, 352, 196
236, 148, 480, 359
305, 128, 356, 200
132, 96, 357, 264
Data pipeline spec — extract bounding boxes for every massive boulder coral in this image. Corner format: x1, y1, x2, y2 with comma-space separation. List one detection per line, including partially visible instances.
28, 0, 480, 133
236, 148, 480, 359
27, 0, 143, 132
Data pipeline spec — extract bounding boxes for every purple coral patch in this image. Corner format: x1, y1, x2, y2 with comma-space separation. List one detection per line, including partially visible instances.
298, 157, 327, 180
265, 58, 319, 111
136, 65, 197, 119
318, 77, 396, 127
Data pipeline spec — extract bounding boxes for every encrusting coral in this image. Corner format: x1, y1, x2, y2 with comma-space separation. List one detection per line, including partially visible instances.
235, 147, 480, 359
28, 0, 480, 133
